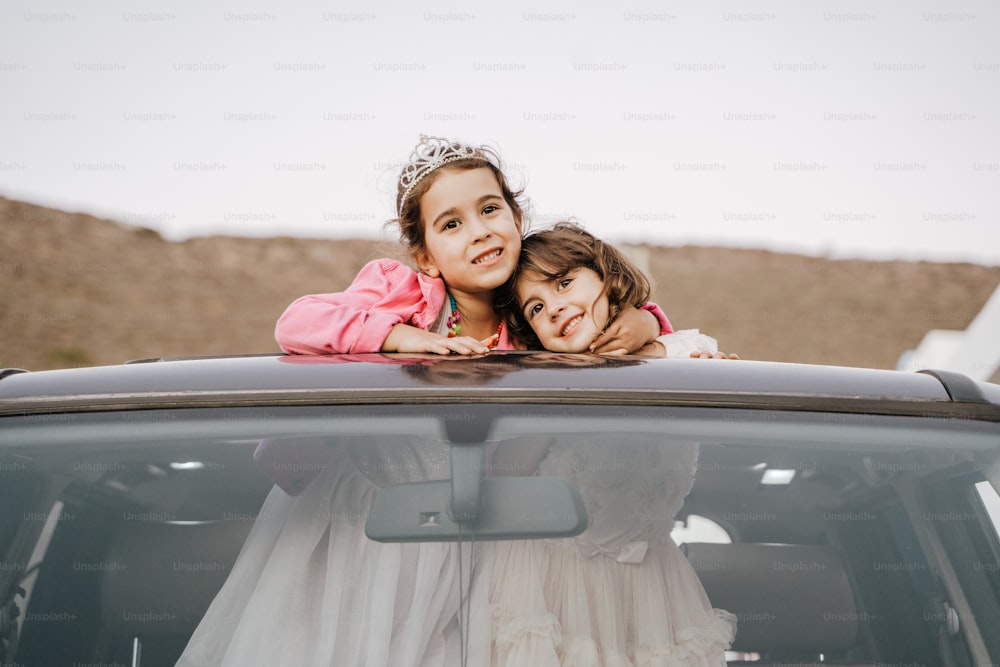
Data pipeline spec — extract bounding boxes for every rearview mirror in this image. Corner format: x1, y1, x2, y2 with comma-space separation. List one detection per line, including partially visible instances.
366, 442, 587, 542
365, 475, 588, 542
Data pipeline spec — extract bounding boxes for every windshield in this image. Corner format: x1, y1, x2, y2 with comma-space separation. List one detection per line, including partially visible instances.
2, 403, 998, 666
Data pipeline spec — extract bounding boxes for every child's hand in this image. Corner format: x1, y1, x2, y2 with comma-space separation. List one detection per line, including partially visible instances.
589, 306, 659, 355
690, 351, 741, 360
382, 324, 491, 355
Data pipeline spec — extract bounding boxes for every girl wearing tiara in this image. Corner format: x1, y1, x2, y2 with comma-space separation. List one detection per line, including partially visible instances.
485, 222, 738, 666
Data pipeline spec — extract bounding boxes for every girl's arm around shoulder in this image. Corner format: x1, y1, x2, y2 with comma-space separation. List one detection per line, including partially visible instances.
274, 259, 444, 354
588, 302, 672, 354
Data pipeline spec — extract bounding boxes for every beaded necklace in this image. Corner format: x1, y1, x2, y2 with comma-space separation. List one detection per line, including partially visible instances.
447, 294, 503, 349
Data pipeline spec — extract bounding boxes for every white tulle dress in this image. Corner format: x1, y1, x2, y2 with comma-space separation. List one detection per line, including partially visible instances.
175, 438, 494, 666
488, 331, 737, 666
489, 438, 736, 667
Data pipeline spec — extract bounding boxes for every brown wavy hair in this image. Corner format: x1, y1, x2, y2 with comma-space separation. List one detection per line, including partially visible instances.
390, 143, 529, 258
496, 222, 652, 350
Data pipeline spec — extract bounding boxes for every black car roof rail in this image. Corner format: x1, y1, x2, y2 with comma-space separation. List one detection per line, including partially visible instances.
918, 368, 990, 404
124, 353, 281, 364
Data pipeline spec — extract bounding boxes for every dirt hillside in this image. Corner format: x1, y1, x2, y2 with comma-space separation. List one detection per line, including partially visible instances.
2, 196, 997, 372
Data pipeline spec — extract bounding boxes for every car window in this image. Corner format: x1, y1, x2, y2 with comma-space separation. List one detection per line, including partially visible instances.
2, 403, 999, 666
921, 471, 1000, 661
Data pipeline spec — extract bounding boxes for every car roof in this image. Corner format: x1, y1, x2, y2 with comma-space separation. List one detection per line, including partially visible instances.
2, 353, 999, 419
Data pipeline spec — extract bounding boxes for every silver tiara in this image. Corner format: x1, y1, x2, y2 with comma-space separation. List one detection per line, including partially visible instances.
397, 134, 481, 214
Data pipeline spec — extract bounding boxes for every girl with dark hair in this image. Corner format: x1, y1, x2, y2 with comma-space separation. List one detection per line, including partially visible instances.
498, 221, 737, 359
488, 222, 738, 666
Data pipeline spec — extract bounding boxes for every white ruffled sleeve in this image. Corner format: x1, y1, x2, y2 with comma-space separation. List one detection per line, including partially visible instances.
656, 329, 719, 358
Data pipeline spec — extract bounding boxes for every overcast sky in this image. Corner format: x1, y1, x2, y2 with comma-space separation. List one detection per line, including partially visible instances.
2, 0, 998, 264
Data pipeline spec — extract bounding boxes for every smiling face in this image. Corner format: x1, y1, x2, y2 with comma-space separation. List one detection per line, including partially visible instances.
516, 267, 610, 352
414, 167, 522, 297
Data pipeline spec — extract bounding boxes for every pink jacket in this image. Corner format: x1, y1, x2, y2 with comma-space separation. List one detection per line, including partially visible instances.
275, 259, 673, 354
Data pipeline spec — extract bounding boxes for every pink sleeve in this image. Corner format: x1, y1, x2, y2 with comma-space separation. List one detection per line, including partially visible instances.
642, 302, 673, 335
274, 259, 436, 354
